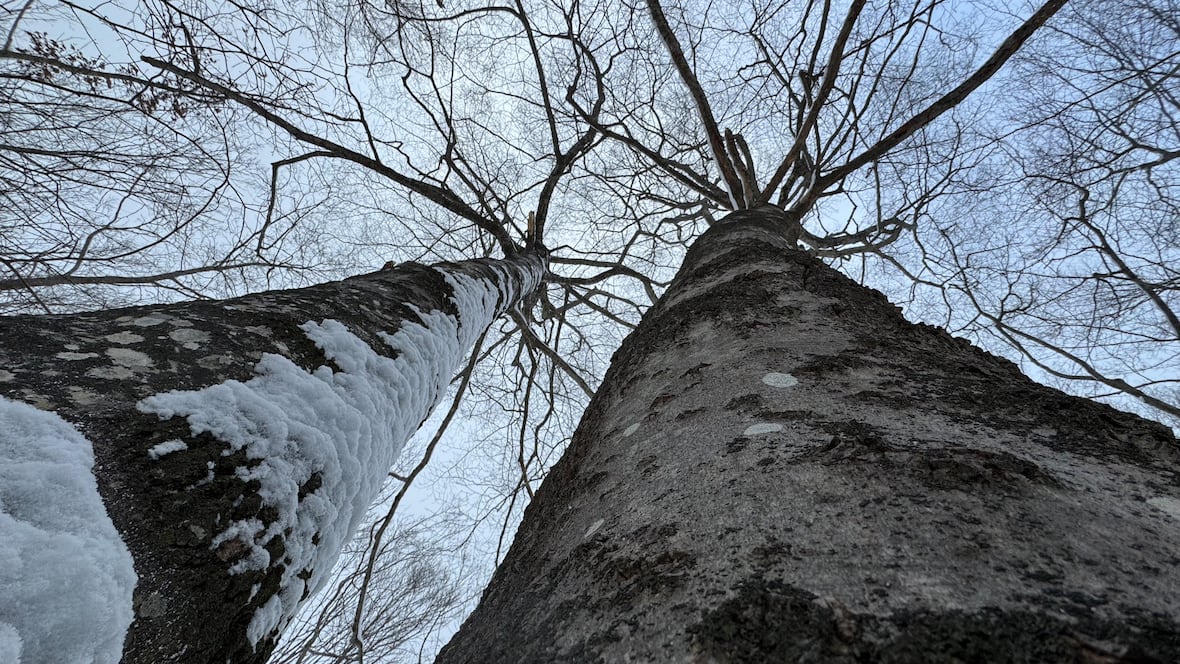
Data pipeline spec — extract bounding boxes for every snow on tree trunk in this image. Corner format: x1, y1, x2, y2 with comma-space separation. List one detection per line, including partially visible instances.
437, 207, 1180, 663
0, 252, 544, 664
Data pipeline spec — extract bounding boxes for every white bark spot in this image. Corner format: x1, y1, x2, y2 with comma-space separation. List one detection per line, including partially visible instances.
245, 326, 273, 337
197, 355, 234, 369
104, 332, 144, 344
762, 372, 798, 388
106, 348, 153, 368
169, 329, 209, 350
623, 423, 640, 437
0, 370, 14, 383
130, 315, 168, 327
55, 352, 99, 361
583, 518, 605, 539
68, 388, 100, 405
1147, 496, 1180, 523
169, 328, 210, 348
744, 423, 785, 435
86, 366, 135, 380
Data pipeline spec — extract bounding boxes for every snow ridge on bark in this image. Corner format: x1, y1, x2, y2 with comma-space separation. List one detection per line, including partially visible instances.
136, 265, 521, 647
0, 396, 137, 664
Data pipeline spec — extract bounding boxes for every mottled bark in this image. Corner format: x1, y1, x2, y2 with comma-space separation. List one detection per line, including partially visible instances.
0, 253, 544, 664
438, 207, 1180, 663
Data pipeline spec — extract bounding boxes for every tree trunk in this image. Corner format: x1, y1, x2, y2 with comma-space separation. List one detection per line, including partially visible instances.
0, 253, 544, 664
437, 207, 1180, 663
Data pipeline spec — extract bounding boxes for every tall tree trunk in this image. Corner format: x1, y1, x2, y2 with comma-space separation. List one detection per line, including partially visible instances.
438, 207, 1180, 663
0, 253, 544, 664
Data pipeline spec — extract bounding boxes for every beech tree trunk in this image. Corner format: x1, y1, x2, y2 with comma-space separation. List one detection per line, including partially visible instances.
0, 253, 544, 664
438, 207, 1180, 663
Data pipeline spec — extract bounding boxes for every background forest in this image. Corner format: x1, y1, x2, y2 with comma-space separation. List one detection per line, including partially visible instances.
2, 0, 1177, 660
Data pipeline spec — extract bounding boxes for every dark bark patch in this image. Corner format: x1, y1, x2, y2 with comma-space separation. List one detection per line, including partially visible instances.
214, 537, 250, 562
751, 538, 795, 567
726, 438, 749, 455
688, 579, 853, 662
297, 472, 323, 500
649, 392, 677, 410
598, 550, 697, 600
637, 454, 659, 477
799, 421, 1058, 491
754, 408, 817, 422
917, 448, 1059, 491
582, 470, 609, 491
689, 578, 1180, 663
801, 421, 892, 463
795, 352, 876, 377
656, 523, 679, 538
725, 393, 763, 412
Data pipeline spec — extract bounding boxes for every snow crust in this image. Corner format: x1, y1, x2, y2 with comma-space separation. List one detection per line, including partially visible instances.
137, 269, 506, 647
147, 439, 187, 459
0, 396, 137, 664
0, 624, 21, 664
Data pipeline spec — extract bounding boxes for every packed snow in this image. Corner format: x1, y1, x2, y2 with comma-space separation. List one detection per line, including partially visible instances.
137, 268, 516, 647
0, 624, 20, 664
0, 396, 137, 664
147, 439, 188, 459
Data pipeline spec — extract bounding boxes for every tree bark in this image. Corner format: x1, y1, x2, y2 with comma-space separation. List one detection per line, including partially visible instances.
437, 207, 1180, 663
0, 253, 544, 664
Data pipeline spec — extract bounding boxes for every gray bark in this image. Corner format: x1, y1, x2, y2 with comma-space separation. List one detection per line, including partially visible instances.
0, 253, 544, 664
437, 207, 1180, 663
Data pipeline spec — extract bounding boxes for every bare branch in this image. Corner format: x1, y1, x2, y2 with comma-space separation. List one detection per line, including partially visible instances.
643, 0, 745, 208
809, 0, 1069, 203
